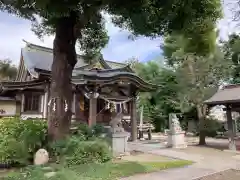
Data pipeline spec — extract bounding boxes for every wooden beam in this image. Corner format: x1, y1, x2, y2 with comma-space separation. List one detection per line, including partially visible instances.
226, 105, 237, 151
130, 97, 137, 141
88, 94, 97, 126
99, 93, 129, 101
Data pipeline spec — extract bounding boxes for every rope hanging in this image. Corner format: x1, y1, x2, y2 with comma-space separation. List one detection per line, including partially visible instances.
48, 97, 69, 112
84, 92, 132, 113
84, 92, 133, 104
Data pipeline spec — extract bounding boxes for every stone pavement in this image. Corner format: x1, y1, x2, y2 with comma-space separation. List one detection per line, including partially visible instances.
120, 141, 240, 180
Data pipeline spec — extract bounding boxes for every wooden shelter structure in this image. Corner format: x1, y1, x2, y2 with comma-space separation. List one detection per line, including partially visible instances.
205, 84, 240, 150
0, 42, 157, 141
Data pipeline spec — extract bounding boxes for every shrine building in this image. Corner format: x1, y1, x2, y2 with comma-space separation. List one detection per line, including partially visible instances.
0, 42, 156, 141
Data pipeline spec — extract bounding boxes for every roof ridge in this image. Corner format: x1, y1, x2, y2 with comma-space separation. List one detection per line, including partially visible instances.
23, 40, 53, 53
23, 40, 85, 59
105, 60, 127, 65
23, 40, 127, 65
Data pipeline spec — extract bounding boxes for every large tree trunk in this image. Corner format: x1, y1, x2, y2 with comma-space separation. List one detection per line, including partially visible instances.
197, 104, 207, 145
48, 12, 78, 141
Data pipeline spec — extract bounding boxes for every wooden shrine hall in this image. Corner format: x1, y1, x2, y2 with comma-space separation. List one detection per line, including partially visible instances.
205, 84, 240, 151
0, 42, 157, 141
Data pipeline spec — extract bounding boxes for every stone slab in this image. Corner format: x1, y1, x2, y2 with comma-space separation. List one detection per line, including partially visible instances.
167, 132, 187, 149
111, 132, 129, 156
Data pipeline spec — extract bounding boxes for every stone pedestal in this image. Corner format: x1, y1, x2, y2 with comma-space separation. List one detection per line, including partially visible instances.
167, 131, 187, 149
110, 132, 129, 156
235, 138, 240, 151
229, 138, 237, 151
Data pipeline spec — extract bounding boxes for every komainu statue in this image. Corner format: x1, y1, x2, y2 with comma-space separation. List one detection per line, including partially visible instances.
110, 113, 124, 133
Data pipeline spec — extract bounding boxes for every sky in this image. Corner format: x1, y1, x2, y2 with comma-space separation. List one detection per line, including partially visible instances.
0, 0, 239, 65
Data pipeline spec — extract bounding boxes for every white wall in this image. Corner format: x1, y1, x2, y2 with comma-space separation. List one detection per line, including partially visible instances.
0, 101, 16, 116
20, 114, 43, 120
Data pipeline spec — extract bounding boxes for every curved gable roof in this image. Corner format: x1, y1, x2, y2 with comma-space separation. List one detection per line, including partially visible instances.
20, 42, 132, 78
205, 84, 240, 105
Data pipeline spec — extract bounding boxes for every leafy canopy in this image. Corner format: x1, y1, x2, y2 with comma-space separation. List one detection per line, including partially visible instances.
162, 33, 232, 111
1, 0, 222, 58
135, 60, 181, 131
0, 59, 17, 80
221, 33, 240, 84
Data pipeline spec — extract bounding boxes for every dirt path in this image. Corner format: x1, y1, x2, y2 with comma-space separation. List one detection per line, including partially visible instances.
123, 140, 240, 180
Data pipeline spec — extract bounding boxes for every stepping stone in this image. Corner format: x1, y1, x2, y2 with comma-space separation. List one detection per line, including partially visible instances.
44, 172, 56, 178
42, 166, 53, 171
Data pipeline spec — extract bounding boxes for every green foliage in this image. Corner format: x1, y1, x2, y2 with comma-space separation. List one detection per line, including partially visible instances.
75, 123, 94, 139
204, 118, 224, 137
124, 57, 140, 71
135, 61, 181, 131
0, 59, 17, 80
162, 32, 232, 144
65, 140, 111, 165
0, 118, 47, 165
1, 0, 222, 140
50, 136, 112, 166
221, 33, 240, 84
74, 123, 106, 140
4, 160, 192, 180
0, 135, 29, 165
50, 136, 85, 158
1, 0, 222, 57
92, 124, 106, 137
162, 34, 233, 111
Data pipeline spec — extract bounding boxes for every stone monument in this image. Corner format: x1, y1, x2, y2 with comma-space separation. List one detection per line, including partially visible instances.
109, 113, 129, 156
167, 113, 187, 148
34, 149, 49, 165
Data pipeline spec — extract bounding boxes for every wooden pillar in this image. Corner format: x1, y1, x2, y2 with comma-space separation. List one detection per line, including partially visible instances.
226, 105, 236, 151
72, 93, 76, 119
44, 84, 50, 120
130, 97, 137, 141
89, 94, 97, 126
43, 91, 48, 118
40, 95, 44, 114
21, 94, 25, 113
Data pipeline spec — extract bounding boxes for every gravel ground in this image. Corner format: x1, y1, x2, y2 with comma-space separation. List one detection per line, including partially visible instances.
194, 169, 240, 180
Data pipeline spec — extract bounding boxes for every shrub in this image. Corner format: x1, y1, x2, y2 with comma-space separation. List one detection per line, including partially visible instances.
74, 123, 106, 140
75, 123, 94, 139
0, 118, 47, 165
92, 124, 106, 136
204, 118, 223, 137
65, 140, 112, 165
50, 136, 112, 166
0, 135, 29, 165
50, 135, 85, 158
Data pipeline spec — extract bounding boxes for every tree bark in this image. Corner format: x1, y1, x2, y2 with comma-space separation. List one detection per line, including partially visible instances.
48, 12, 78, 141
185, 57, 207, 145
197, 104, 207, 145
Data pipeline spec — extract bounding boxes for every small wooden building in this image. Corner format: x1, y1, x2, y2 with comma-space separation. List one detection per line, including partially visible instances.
205, 84, 240, 151
0, 42, 156, 141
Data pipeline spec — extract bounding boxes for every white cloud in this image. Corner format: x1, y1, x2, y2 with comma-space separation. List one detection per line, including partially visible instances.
218, 0, 240, 40
0, 1, 239, 66
0, 13, 54, 65
0, 12, 162, 64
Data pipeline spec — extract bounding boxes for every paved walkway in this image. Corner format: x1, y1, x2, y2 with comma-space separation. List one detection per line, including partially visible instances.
120, 141, 240, 180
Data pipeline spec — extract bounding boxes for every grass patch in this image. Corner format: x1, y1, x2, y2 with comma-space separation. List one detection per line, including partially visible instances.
2, 160, 192, 180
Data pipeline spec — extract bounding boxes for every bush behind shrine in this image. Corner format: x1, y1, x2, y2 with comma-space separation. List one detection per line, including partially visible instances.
0, 117, 47, 165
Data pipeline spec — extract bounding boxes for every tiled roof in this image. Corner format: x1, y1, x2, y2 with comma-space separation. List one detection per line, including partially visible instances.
205, 84, 240, 105
105, 60, 127, 69
72, 69, 158, 92
21, 42, 129, 78
22, 43, 87, 78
